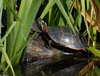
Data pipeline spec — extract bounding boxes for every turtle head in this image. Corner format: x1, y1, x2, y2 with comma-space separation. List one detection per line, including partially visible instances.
37, 18, 47, 32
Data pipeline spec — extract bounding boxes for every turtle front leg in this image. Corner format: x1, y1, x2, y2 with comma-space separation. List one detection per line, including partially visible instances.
45, 40, 52, 48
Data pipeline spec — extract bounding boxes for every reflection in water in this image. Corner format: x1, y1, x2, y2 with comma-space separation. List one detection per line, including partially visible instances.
9, 58, 100, 76
7, 52, 100, 76
12, 53, 88, 76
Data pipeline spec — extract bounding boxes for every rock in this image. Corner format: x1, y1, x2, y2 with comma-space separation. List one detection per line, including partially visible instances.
25, 37, 64, 62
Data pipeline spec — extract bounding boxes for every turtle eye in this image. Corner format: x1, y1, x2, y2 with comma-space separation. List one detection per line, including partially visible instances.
42, 21, 46, 27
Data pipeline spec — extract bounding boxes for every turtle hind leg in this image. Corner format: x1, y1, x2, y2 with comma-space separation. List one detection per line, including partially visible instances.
81, 49, 92, 59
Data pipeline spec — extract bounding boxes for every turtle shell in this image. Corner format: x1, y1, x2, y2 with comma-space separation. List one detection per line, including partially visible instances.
47, 26, 87, 50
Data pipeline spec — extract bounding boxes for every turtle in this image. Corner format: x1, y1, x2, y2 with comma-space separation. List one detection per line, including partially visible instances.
36, 18, 91, 58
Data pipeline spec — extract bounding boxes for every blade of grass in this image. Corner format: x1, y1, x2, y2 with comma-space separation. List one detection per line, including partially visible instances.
53, 9, 59, 25
89, 0, 100, 26
76, 0, 82, 30
12, 0, 33, 57
94, 66, 100, 76
48, 1, 54, 26
0, 44, 15, 76
58, 16, 65, 26
1, 40, 6, 66
81, 0, 91, 38
86, 0, 91, 13
0, 21, 16, 44
0, 0, 3, 39
11, 30, 38, 65
20, 0, 42, 61
87, 46, 100, 57
23, 0, 42, 39
14, 0, 33, 45
15, 0, 30, 37
68, 0, 75, 26
1, 65, 9, 75
90, 71, 94, 76
82, 30, 88, 36
92, 27, 97, 42
12, 0, 41, 63
3, 0, 21, 22
69, 0, 75, 13
12, 0, 34, 61
6, 0, 15, 59
71, 0, 100, 32
55, 0, 76, 34
40, 0, 55, 19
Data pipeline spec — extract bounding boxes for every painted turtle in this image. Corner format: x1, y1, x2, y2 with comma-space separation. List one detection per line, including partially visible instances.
36, 18, 90, 57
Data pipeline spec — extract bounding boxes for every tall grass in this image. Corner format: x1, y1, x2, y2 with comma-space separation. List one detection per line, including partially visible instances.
0, 0, 100, 75
0, 0, 3, 39
0, 0, 41, 75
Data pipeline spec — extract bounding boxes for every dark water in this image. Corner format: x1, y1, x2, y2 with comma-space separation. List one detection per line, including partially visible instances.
7, 52, 90, 76
7, 54, 100, 76
6, 43, 100, 76
14, 60, 99, 76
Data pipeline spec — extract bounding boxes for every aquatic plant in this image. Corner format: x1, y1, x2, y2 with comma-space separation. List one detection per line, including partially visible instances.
0, 0, 100, 75
0, 0, 41, 75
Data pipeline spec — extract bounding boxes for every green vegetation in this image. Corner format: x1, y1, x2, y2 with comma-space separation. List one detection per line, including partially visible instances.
0, 0, 100, 75
0, 0, 41, 75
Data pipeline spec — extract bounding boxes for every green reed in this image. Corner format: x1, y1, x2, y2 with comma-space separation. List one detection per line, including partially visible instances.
0, 0, 41, 75
0, 0, 100, 76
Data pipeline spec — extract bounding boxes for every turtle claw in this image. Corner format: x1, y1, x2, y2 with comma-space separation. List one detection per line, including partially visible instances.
34, 33, 40, 41
45, 40, 52, 48
45, 43, 50, 48
48, 40, 52, 47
